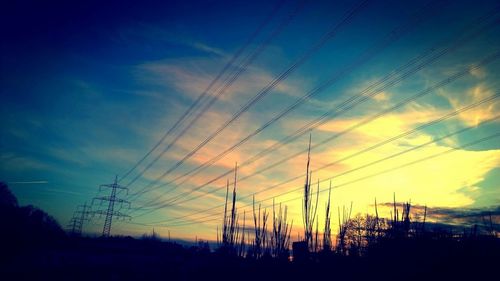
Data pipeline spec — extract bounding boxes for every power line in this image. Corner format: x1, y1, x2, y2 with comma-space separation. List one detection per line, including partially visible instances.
130, 0, 450, 206
140, 126, 500, 228
138, 104, 500, 226
126, 0, 373, 199
168, 91, 500, 211
136, 9, 499, 211
119, 0, 289, 184
123, 0, 307, 190
133, 90, 500, 225
129, 48, 499, 218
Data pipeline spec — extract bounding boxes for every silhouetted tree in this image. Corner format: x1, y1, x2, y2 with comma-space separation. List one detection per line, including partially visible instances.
0, 182, 65, 262
0, 181, 18, 207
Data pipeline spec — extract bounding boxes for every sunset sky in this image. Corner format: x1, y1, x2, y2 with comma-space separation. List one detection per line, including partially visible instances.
1, 0, 499, 240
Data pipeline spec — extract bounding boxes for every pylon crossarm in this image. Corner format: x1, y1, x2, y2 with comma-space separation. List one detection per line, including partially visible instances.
93, 196, 113, 202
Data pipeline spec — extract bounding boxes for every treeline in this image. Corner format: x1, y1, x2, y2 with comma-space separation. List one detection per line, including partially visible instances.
0, 182, 66, 263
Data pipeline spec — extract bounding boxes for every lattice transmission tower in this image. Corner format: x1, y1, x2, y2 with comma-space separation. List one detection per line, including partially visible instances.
92, 176, 131, 237
67, 202, 92, 236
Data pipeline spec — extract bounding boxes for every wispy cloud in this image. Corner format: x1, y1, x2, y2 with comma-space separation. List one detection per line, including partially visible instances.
134, 54, 306, 104
0, 153, 54, 172
117, 22, 227, 57
440, 84, 499, 127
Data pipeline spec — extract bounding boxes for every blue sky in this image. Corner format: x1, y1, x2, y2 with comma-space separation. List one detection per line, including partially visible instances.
1, 0, 499, 239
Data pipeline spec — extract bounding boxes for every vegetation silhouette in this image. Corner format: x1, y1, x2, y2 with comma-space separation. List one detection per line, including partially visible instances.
0, 182, 66, 263
0, 179, 498, 280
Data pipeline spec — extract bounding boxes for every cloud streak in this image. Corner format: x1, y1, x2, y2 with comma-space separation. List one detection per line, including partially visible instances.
8, 181, 49, 184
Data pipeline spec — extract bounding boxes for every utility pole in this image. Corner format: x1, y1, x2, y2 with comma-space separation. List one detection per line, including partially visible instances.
92, 176, 130, 237
67, 202, 92, 236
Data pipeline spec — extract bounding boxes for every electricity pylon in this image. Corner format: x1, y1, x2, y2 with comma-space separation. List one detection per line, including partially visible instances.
67, 202, 92, 236
67, 216, 81, 235
92, 176, 131, 237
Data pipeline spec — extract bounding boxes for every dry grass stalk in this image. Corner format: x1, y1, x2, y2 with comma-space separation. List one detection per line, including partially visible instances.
252, 195, 269, 259
302, 135, 319, 252
271, 199, 293, 260
323, 182, 333, 252
219, 164, 242, 256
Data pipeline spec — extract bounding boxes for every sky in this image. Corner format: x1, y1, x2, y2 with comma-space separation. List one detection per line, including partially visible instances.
1, 0, 499, 240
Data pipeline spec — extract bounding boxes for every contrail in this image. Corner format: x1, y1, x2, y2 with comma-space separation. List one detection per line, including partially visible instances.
8, 181, 49, 185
